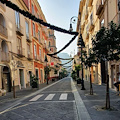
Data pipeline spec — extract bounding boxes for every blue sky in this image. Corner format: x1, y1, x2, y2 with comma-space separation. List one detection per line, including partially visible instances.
38, 0, 80, 56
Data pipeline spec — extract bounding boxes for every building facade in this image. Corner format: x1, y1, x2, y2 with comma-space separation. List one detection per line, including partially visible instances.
0, 0, 60, 94
77, 0, 120, 90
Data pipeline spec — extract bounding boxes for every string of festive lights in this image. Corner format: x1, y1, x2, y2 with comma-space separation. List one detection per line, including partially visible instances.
47, 54, 74, 60
47, 35, 77, 56
1, 0, 78, 36
57, 59, 73, 66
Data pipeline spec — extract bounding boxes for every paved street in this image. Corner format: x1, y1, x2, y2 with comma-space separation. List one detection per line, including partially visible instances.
0, 77, 82, 120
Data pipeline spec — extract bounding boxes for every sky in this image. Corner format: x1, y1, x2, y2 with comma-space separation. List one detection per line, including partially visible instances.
38, 0, 80, 57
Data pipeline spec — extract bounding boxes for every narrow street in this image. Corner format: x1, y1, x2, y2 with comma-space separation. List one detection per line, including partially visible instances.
0, 77, 89, 120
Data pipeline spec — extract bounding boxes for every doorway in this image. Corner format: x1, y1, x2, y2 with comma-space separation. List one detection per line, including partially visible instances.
19, 69, 25, 88
2, 66, 11, 92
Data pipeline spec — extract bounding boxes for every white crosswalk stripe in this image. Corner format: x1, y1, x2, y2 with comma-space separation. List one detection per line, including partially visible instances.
29, 93, 69, 101
44, 94, 55, 100
59, 93, 68, 100
29, 94, 43, 101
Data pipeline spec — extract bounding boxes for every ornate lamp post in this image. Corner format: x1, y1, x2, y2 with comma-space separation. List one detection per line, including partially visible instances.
69, 16, 78, 32
77, 34, 86, 90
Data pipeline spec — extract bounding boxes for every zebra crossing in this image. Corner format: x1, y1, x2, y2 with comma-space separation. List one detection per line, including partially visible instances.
29, 93, 70, 102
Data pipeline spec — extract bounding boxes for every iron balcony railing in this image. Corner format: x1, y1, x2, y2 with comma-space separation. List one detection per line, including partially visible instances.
16, 24, 24, 36
27, 52, 33, 60
26, 33, 32, 42
17, 46, 25, 57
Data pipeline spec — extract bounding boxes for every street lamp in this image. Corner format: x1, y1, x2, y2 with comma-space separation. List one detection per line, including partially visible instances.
77, 34, 86, 90
69, 16, 78, 32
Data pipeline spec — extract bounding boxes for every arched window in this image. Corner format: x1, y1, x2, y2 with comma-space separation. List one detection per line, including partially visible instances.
1, 41, 8, 53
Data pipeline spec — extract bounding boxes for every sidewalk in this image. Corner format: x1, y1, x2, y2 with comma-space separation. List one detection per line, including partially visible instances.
0, 80, 56, 111
75, 80, 120, 120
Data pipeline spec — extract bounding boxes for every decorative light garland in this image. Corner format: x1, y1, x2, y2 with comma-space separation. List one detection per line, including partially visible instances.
47, 35, 77, 56
1, 0, 78, 36
47, 54, 74, 60
57, 59, 73, 66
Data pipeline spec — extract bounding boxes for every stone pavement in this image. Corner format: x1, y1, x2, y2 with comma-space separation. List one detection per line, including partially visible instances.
75, 80, 120, 120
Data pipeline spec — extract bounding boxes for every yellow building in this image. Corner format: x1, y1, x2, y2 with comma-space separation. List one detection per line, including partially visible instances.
0, 0, 34, 92
77, 0, 120, 90
0, 0, 59, 94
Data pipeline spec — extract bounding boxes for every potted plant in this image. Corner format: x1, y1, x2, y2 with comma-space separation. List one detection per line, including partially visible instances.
30, 75, 38, 88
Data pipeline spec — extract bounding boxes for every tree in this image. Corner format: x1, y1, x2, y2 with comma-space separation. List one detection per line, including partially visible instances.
84, 49, 97, 95
44, 66, 51, 84
92, 21, 120, 109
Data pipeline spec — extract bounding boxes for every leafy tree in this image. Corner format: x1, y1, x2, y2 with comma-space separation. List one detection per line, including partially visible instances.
44, 66, 51, 84
84, 49, 97, 95
92, 21, 120, 109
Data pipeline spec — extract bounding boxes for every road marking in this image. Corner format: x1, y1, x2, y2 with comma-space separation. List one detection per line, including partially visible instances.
29, 94, 43, 101
44, 94, 55, 100
59, 93, 68, 100
71, 78, 92, 120
0, 102, 21, 115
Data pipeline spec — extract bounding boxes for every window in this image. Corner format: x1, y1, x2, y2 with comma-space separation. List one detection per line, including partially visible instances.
34, 44, 36, 57
25, 21, 29, 38
17, 37, 22, 54
27, 44, 30, 55
32, 4, 34, 15
15, 11, 20, 28
38, 30, 40, 42
33, 23, 35, 37
39, 49, 41, 58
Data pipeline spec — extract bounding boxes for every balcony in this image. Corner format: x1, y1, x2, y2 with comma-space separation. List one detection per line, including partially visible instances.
1, 51, 10, 62
26, 33, 32, 42
96, 0, 104, 15
0, 24, 8, 38
0, 2, 5, 11
88, 0, 93, 7
33, 32, 38, 40
17, 46, 25, 57
34, 55, 40, 61
16, 24, 24, 36
27, 52, 33, 60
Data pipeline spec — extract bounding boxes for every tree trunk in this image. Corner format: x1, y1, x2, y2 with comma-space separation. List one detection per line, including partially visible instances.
89, 67, 93, 95
106, 74, 110, 109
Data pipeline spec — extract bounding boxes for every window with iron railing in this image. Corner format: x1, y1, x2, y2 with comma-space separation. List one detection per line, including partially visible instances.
25, 21, 29, 38
33, 23, 35, 37
15, 11, 20, 28
38, 30, 40, 42
32, 4, 34, 15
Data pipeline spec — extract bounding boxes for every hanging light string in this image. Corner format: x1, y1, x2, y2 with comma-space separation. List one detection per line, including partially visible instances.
1, 0, 78, 36
57, 59, 73, 66
63, 65, 72, 68
47, 34, 77, 56
47, 54, 74, 60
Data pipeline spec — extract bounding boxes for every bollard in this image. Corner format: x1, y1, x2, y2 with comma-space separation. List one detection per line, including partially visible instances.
13, 81, 16, 98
